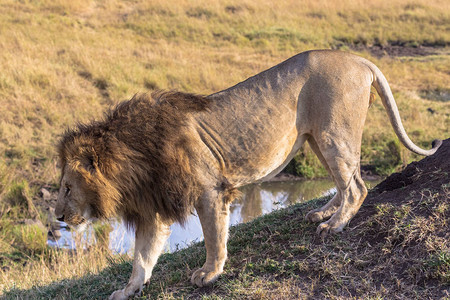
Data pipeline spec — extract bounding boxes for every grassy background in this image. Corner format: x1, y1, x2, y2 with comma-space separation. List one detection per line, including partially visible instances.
0, 0, 449, 297
0, 0, 449, 197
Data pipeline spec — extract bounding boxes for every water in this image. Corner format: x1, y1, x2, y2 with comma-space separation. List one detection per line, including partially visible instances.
47, 178, 380, 254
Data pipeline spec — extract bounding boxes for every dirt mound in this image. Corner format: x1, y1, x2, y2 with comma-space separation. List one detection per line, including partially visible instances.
370, 138, 449, 205
353, 137, 449, 229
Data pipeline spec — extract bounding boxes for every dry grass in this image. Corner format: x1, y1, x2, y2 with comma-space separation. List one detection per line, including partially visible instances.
0, 0, 448, 192
0, 244, 117, 294
0, 0, 449, 297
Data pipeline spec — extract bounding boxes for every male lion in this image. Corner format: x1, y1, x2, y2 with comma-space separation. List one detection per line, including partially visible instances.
55, 50, 441, 299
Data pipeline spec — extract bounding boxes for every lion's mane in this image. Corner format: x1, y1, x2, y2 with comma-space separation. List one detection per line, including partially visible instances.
57, 91, 210, 227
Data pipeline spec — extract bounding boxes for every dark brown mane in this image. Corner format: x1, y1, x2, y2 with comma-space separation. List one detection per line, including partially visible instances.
57, 91, 211, 227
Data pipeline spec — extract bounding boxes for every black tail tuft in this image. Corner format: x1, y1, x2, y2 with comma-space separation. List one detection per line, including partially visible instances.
431, 139, 443, 151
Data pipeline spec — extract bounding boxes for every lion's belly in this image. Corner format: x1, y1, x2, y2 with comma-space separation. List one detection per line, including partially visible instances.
226, 130, 305, 187
218, 124, 304, 187
252, 133, 308, 183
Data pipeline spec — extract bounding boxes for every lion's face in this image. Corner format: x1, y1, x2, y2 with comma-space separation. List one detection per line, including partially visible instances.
55, 166, 95, 228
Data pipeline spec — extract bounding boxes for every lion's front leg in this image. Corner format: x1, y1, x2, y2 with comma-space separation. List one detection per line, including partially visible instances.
109, 217, 171, 300
192, 190, 230, 287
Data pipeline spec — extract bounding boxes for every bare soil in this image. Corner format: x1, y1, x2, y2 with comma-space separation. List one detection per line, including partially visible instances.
361, 138, 449, 211
352, 44, 447, 58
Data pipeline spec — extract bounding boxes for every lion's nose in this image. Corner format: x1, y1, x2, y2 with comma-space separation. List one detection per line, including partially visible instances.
56, 215, 65, 222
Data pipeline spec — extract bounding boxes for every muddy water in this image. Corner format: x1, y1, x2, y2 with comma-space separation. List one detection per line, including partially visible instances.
47, 178, 380, 254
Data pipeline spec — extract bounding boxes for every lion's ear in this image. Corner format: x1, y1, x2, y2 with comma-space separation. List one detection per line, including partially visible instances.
79, 147, 99, 175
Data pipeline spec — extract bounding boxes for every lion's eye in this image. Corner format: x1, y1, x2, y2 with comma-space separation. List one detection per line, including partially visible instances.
65, 186, 71, 196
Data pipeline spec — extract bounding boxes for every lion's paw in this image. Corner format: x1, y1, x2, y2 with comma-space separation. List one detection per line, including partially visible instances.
316, 220, 345, 238
109, 286, 142, 300
316, 222, 332, 238
191, 267, 222, 287
316, 221, 343, 238
305, 209, 324, 223
109, 289, 127, 300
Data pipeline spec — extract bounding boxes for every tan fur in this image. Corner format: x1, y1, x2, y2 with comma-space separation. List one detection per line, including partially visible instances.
54, 50, 441, 300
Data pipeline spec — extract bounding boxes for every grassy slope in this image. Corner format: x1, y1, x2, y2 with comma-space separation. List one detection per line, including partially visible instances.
0, 0, 449, 297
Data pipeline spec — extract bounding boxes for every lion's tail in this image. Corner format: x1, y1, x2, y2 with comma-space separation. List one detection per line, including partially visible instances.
367, 62, 442, 156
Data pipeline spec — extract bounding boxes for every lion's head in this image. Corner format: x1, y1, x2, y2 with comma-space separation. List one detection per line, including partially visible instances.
55, 165, 92, 228
55, 143, 121, 228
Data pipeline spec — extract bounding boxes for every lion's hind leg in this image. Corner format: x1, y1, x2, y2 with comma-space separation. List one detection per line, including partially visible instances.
314, 141, 368, 237
191, 189, 230, 287
304, 130, 368, 238
305, 136, 341, 223
304, 80, 371, 237
316, 161, 367, 237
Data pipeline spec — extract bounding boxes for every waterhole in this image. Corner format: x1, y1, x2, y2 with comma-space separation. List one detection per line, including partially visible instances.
47, 178, 380, 254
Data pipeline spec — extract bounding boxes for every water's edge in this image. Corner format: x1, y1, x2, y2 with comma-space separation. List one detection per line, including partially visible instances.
48, 178, 381, 254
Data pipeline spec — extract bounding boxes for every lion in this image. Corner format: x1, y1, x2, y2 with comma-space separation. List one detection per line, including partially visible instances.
54, 50, 441, 299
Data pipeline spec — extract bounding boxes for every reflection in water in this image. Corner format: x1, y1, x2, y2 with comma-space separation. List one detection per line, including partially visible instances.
235, 180, 336, 224
48, 178, 380, 254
